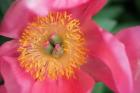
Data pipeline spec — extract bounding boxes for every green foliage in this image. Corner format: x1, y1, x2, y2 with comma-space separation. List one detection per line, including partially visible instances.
94, 0, 140, 33
0, 35, 11, 45
93, 5, 124, 32
135, 0, 140, 13
0, 0, 13, 20
0, 10, 3, 20
92, 82, 113, 93
0, 0, 13, 44
94, 5, 124, 19
94, 18, 117, 31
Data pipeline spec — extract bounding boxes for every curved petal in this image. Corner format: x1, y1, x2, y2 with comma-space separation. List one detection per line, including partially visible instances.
26, 0, 88, 15
0, 86, 7, 93
0, 56, 35, 93
81, 20, 133, 93
82, 56, 116, 91
0, 0, 106, 39
31, 70, 95, 93
0, 0, 35, 38
25, 0, 106, 17
76, 0, 107, 20
0, 40, 18, 57
116, 26, 140, 93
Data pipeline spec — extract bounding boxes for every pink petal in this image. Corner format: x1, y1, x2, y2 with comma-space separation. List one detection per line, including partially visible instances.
0, 0, 106, 39
0, 0, 35, 38
81, 19, 133, 93
0, 40, 18, 57
26, 0, 88, 15
75, 0, 107, 20
31, 70, 95, 93
116, 26, 140, 93
0, 56, 35, 93
0, 85, 7, 93
25, 0, 106, 16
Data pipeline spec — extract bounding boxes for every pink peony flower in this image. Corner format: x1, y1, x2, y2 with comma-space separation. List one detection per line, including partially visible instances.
0, 0, 133, 93
116, 26, 140, 93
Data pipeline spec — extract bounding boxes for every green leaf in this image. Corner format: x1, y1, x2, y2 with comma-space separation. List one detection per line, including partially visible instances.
0, 10, 3, 20
0, 0, 13, 13
94, 5, 124, 19
93, 5, 124, 32
109, 0, 127, 3
135, 0, 140, 13
112, 22, 140, 33
0, 35, 12, 45
0, 78, 4, 85
92, 82, 113, 93
93, 18, 117, 31
0, 0, 13, 20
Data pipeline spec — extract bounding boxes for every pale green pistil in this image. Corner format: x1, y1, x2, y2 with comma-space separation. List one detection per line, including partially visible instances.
44, 34, 63, 57
52, 44, 64, 58
50, 34, 62, 45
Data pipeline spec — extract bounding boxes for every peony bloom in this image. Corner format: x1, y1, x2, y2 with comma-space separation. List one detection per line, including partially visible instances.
0, 0, 133, 93
116, 26, 140, 93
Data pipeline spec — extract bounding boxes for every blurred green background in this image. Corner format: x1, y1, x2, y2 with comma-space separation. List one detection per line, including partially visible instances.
0, 0, 140, 93
93, 0, 140, 33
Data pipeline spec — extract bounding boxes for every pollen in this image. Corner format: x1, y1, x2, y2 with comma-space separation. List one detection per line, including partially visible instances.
17, 12, 86, 80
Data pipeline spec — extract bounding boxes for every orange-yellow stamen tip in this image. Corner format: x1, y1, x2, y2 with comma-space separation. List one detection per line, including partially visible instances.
18, 12, 86, 80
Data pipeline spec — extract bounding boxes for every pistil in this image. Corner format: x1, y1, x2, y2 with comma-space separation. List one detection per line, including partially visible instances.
50, 33, 62, 45
43, 41, 54, 54
52, 44, 64, 58
44, 34, 63, 57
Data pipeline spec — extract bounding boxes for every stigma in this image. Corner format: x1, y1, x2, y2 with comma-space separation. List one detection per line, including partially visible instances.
18, 12, 86, 80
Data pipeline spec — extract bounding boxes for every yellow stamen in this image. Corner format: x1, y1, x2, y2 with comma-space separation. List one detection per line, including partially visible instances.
18, 12, 86, 80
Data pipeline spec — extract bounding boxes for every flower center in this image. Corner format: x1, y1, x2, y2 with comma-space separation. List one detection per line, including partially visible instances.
43, 34, 64, 58
18, 12, 86, 80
